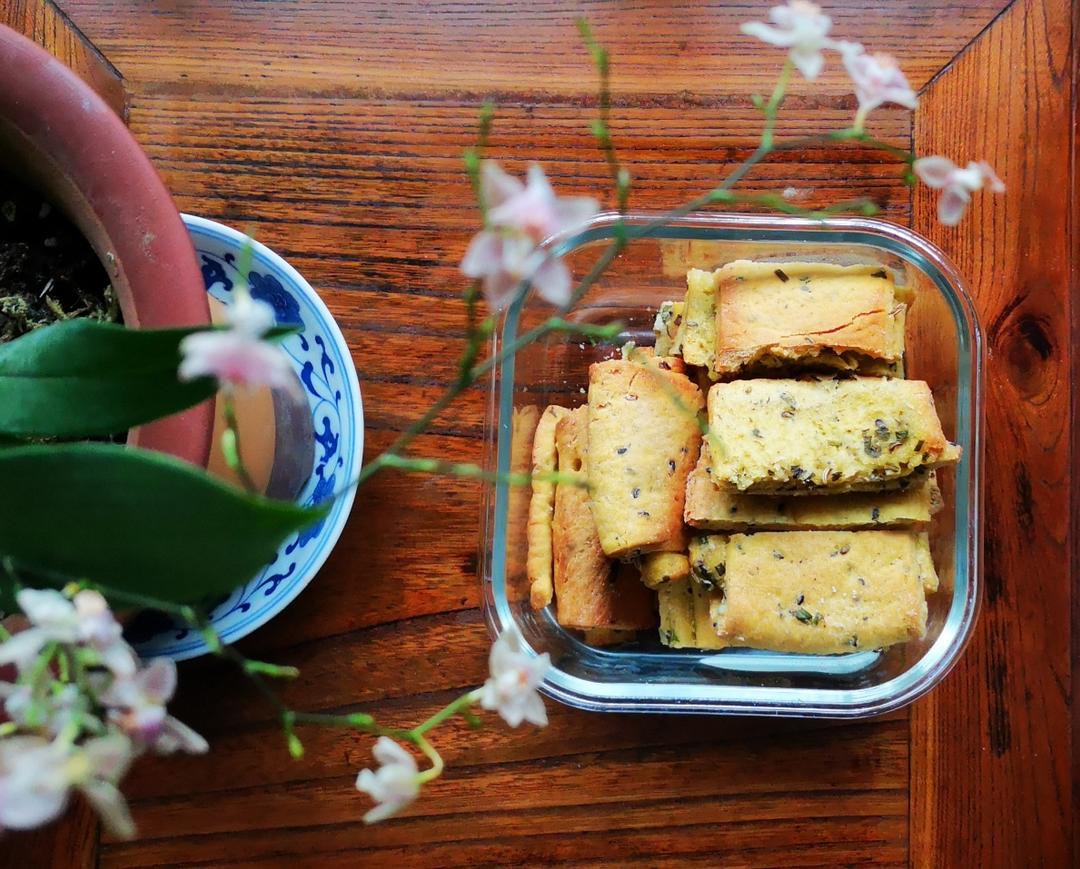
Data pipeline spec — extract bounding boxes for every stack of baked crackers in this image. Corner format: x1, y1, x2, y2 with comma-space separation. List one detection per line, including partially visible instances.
524, 260, 959, 655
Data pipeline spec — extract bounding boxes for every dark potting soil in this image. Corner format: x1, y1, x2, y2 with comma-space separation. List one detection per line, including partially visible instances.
0, 172, 119, 343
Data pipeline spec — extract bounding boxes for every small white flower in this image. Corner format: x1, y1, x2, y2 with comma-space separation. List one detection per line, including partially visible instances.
0, 589, 135, 677
741, 1, 835, 80
74, 591, 136, 678
0, 589, 79, 670
355, 737, 420, 824
0, 733, 135, 838
914, 156, 1005, 225
178, 293, 297, 395
478, 625, 550, 728
839, 44, 918, 127
1, 682, 92, 736
461, 162, 598, 310
100, 658, 208, 755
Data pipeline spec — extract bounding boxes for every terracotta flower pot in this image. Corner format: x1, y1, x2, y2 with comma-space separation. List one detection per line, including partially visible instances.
0, 24, 212, 466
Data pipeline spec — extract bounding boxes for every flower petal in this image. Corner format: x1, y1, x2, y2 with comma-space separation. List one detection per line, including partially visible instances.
520, 687, 549, 727
553, 196, 601, 233
531, 256, 573, 307
363, 796, 410, 824
789, 45, 825, 81
480, 161, 523, 210
80, 779, 136, 840
937, 187, 971, 226
0, 628, 47, 668
460, 230, 503, 280
0, 778, 69, 829
913, 156, 957, 189
975, 161, 1006, 193
228, 294, 277, 337
138, 658, 178, 705
83, 734, 135, 781
16, 588, 75, 629
371, 737, 417, 773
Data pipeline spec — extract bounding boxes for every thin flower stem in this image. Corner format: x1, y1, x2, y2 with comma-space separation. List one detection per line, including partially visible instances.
414, 734, 445, 784
221, 394, 258, 495
412, 688, 483, 736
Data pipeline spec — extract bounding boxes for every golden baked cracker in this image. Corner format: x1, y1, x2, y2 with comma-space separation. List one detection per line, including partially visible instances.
506, 405, 541, 601
712, 530, 932, 654
685, 443, 936, 530
706, 377, 960, 494
586, 359, 705, 558
688, 533, 727, 590
623, 343, 687, 376
553, 410, 655, 630
914, 532, 940, 593
713, 261, 904, 376
658, 578, 696, 648
639, 551, 691, 590
527, 405, 569, 609
691, 582, 727, 650
681, 268, 719, 372
653, 300, 685, 357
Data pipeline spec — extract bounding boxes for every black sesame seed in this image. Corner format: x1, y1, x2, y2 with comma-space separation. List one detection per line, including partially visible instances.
871, 507, 881, 521
617, 447, 628, 455
774, 268, 790, 282
667, 459, 677, 473
632, 487, 641, 499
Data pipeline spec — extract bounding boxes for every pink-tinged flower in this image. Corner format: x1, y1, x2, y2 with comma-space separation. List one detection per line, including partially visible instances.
0, 733, 135, 838
839, 44, 918, 127
741, 1, 835, 80
100, 658, 208, 755
461, 162, 598, 310
355, 737, 420, 824
178, 294, 297, 395
914, 156, 1005, 225
0, 589, 79, 670
74, 591, 135, 678
1, 682, 91, 736
478, 625, 550, 728
0, 589, 135, 678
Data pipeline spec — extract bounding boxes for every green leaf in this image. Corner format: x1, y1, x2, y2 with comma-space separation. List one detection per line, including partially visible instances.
0, 444, 329, 604
0, 320, 299, 439
0, 320, 215, 438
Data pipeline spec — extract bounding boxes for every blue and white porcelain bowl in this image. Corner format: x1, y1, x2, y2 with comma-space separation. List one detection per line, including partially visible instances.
129, 215, 363, 661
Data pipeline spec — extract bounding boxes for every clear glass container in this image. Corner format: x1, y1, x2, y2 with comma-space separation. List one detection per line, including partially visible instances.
479, 212, 982, 717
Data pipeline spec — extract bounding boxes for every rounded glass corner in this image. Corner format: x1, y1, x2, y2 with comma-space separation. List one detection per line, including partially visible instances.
479, 211, 983, 718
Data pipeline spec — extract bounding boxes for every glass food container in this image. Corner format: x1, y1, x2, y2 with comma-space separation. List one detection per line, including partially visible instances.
479, 212, 982, 718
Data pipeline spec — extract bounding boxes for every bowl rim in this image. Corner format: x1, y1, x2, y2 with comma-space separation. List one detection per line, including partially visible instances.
480, 210, 984, 718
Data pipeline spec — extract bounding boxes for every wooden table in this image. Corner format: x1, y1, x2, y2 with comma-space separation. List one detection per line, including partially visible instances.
12, 1, 1076, 865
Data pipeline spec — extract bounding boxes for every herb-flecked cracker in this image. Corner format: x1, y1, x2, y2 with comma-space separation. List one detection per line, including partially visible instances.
658, 578, 696, 648
706, 377, 960, 494
527, 405, 569, 609
680, 268, 719, 372
639, 551, 690, 590
713, 261, 906, 376
685, 442, 939, 530
710, 529, 937, 654
553, 409, 655, 630
587, 359, 705, 558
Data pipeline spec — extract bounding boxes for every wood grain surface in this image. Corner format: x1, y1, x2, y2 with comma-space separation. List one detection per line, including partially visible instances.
0, 0, 125, 119
5, 0, 1076, 865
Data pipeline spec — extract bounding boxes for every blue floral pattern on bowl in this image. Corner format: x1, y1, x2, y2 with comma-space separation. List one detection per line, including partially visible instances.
129, 215, 363, 661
